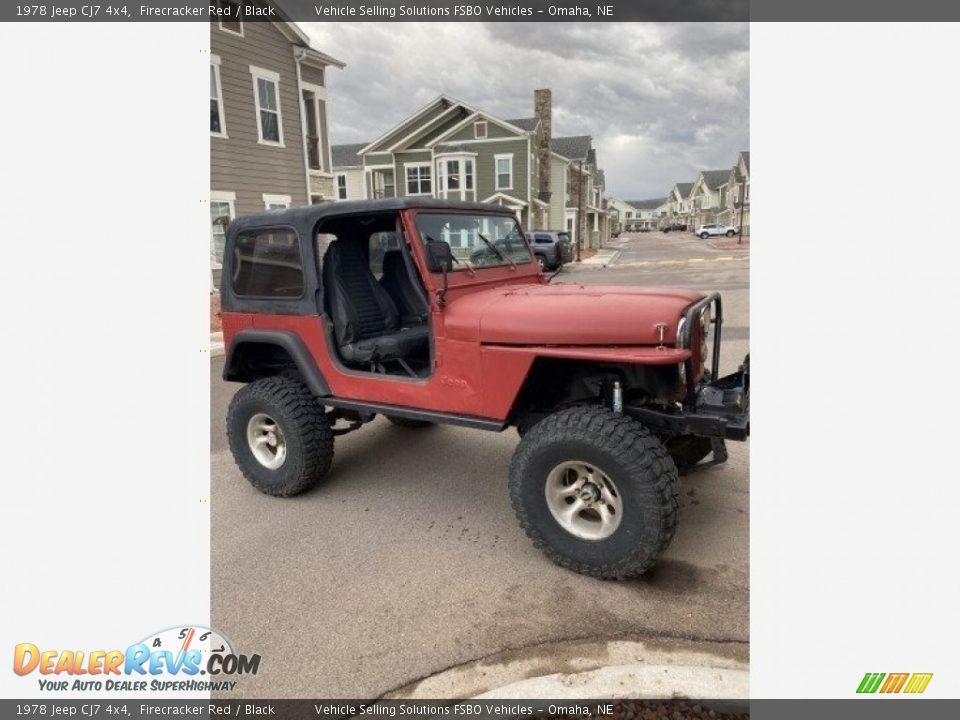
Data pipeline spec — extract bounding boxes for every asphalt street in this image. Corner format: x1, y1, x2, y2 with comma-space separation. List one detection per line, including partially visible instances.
210, 231, 749, 698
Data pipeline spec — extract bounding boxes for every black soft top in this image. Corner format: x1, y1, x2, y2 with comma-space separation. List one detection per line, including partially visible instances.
228, 197, 513, 234
222, 198, 517, 315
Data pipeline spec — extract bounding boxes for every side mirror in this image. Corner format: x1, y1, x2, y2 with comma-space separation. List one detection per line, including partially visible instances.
425, 240, 454, 273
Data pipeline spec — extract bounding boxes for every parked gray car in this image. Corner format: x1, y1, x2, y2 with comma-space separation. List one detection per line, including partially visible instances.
524, 230, 575, 270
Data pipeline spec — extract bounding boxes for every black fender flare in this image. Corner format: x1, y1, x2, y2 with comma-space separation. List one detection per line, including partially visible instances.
222, 329, 331, 397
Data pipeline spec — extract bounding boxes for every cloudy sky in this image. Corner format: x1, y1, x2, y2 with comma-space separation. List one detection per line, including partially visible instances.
302, 22, 748, 201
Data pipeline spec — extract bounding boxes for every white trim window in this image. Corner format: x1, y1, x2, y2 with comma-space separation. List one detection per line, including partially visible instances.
217, 0, 244, 35
263, 193, 292, 210
210, 56, 227, 138
474, 120, 487, 139
336, 173, 348, 200
436, 157, 476, 199
250, 66, 284, 146
210, 191, 236, 267
495, 154, 513, 191
405, 163, 432, 195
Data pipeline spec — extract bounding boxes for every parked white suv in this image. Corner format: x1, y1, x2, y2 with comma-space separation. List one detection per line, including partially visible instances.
695, 224, 738, 239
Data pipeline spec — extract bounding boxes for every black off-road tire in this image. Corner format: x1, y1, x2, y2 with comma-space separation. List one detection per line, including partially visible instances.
226, 376, 334, 497
509, 406, 680, 579
726, 229, 736, 237
385, 416, 435, 429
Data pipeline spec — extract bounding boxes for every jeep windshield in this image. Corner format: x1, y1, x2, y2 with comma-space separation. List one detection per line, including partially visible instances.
414, 212, 533, 270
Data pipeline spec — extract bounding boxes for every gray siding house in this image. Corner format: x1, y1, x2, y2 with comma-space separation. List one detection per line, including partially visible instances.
330, 89, 611, 249
210, 4, 344, 284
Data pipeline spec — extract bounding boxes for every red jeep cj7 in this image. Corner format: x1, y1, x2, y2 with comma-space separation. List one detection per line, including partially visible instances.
221, 198, 749, 579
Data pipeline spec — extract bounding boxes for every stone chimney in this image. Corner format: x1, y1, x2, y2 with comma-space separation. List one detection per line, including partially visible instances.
534, 89, 552, 203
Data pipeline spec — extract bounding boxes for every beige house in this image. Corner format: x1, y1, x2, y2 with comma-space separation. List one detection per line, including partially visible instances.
210, 5, 344, 285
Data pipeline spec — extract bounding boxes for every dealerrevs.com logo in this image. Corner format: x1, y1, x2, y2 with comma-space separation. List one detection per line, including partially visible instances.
857, 672, 933, 694
13, 626, 260, 692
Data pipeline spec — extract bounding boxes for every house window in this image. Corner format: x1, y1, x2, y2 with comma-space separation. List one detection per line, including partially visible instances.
406, 164, 432, 195
210, 57, 226, 137
250, 66, 283, 146
263, 194, 292, 210
495, 154, 513, 190
474, 121, 487, 139
302, 85, 325, 171
465, 159, 474, 190
446, 160, 460, 190
210, 191, 236, 267
370, 170, 395, 199
217, 0, 243, 35
336, 174, 347, 200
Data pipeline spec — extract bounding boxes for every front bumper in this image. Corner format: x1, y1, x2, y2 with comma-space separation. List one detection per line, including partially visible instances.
625, 354, 750, 441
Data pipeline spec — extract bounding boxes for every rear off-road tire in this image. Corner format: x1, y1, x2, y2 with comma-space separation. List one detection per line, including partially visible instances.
385, 416, 435, 429
227, 376, 334, 497
509, 406, 680, 579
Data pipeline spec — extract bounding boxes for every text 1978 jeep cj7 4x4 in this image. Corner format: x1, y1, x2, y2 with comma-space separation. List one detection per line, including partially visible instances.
221, 198, 749, 579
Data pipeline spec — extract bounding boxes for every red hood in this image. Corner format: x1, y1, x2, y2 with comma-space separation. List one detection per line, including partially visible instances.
443, 282, 704, 345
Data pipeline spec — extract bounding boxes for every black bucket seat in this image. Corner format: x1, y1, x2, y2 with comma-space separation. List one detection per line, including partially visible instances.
379, 250, 429, 326
323, 241, 428, 365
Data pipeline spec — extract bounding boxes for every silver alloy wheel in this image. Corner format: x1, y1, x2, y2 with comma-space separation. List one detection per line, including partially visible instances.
246, 412, 287, 470
544, 461, 623, 541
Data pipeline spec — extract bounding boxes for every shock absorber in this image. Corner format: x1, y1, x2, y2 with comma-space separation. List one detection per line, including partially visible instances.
612, 380, 623, 413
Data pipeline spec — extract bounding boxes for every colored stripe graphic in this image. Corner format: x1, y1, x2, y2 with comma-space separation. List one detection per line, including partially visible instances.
903, 673, 933, 694
857, 672, 933, 694
880, 673, 909, 693
857, 673, 885, 693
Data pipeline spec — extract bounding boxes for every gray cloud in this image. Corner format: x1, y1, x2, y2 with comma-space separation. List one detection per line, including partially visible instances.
303, 22, 748, 199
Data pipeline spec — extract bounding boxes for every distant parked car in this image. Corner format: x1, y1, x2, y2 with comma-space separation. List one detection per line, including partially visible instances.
695, 224, 738, 239
661, 223, 687, 233
524, 230, 574, 271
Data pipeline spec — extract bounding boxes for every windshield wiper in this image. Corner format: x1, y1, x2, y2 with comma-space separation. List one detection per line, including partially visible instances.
477, 232, 516, 270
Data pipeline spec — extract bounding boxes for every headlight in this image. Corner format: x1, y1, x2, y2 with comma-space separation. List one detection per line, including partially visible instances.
699, 306, 710, 363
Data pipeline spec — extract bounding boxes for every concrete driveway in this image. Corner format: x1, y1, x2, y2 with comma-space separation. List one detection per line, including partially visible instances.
210, 232, 749, 698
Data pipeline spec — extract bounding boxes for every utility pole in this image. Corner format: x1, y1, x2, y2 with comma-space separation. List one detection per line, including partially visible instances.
738, 179, 746, 244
